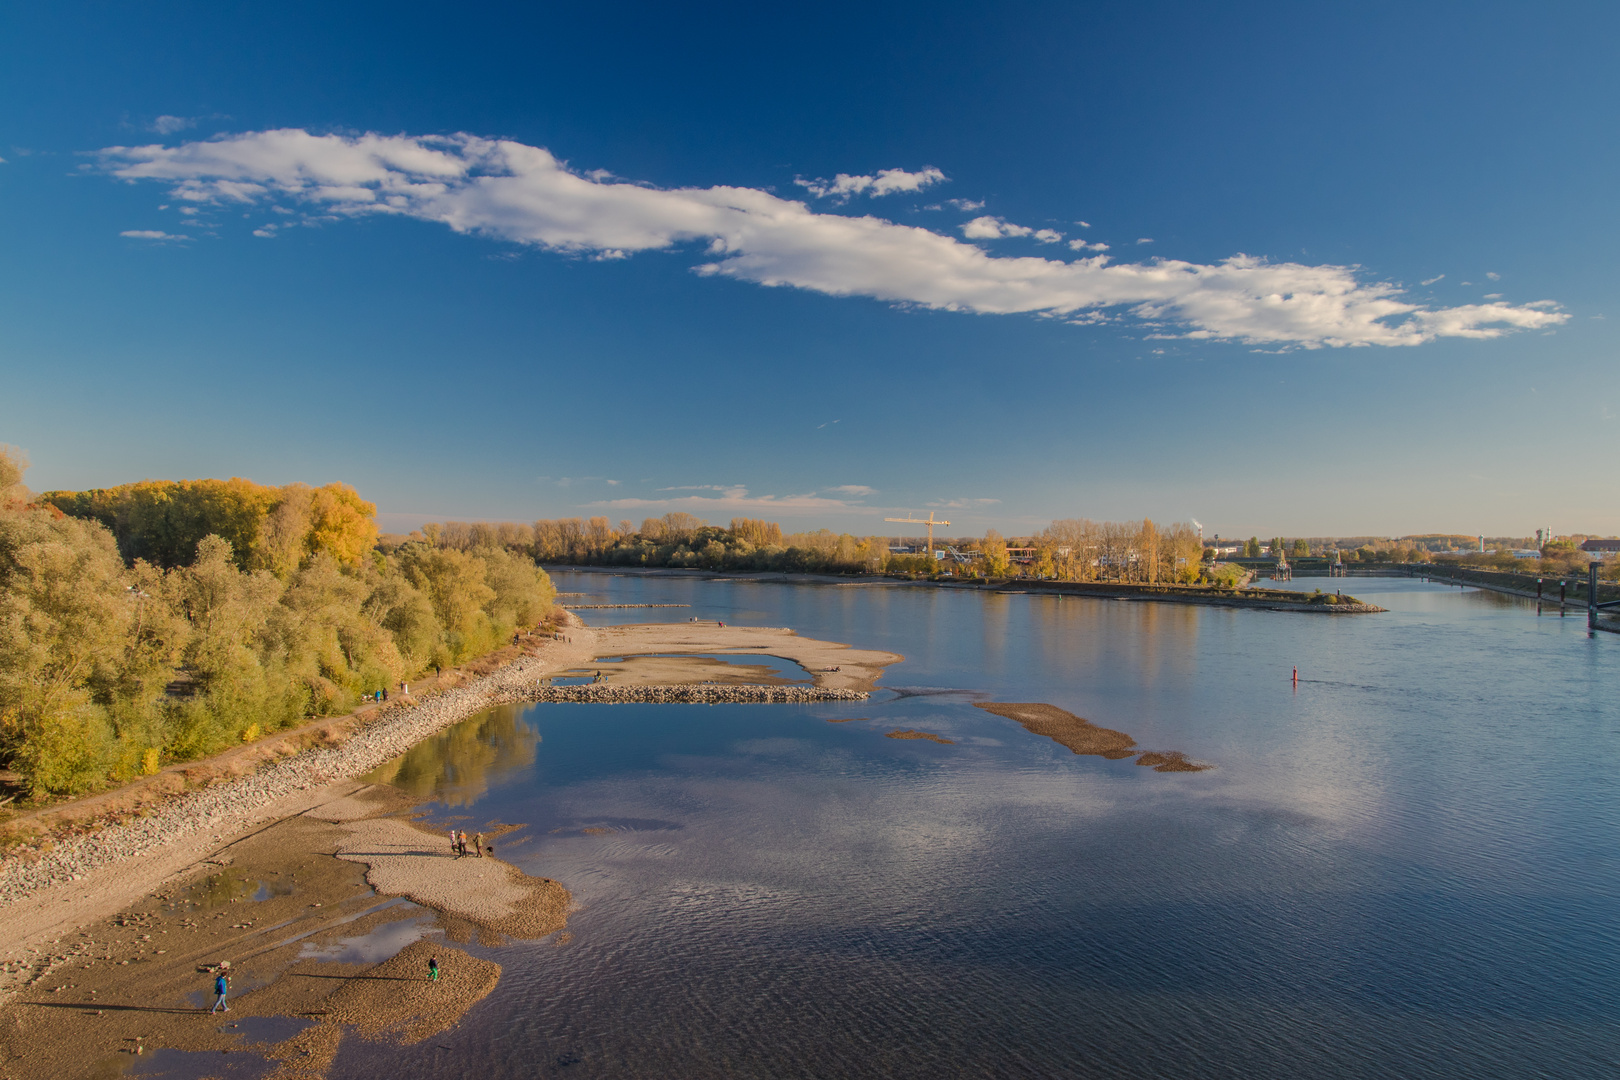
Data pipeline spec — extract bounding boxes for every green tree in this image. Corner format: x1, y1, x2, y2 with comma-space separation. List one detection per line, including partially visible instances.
0, 509, 131, 796
1245, 537, 1261, 558
981, 529, 1010, 577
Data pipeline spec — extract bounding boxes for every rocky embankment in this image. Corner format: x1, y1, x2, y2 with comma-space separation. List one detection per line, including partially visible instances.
0, 654, 566, 907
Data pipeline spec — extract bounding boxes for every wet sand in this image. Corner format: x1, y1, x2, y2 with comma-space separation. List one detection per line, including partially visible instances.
0, 781, 563, 1079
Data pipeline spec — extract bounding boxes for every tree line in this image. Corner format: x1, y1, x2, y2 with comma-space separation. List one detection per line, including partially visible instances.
403, 513, 1211, 584
1, 451, 554, 800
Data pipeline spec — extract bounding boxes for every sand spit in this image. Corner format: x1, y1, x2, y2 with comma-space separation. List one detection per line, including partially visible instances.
590, 623, 901, 694
308, 796, 568, 943
974, 702, 1212, 771
257, 941, 500, 1080
884, 730, 955, 745
975, 703, 1138, 758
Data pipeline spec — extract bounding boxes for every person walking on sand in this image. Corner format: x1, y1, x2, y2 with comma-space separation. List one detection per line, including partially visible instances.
449, 827, 458, 855
210, 969, 230, 1012
428, 956, 440, 982
473, 831, 484, 858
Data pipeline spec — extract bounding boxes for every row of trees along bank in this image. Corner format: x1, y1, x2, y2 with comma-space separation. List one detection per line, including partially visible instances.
1, 450, 555, 800
411, 513, 1209, 584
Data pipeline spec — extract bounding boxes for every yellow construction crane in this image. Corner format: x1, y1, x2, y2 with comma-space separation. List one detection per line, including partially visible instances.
884, 512, 951, 559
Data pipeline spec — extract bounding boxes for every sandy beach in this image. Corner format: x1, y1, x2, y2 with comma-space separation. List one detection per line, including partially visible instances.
0, 615, 902, 1078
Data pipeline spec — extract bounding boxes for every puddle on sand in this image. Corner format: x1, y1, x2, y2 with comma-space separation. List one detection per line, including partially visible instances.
168, 868, 293, 912
299, 912, 441, 964
127, 1045, 279, 1080
124, 1017, 314, 1080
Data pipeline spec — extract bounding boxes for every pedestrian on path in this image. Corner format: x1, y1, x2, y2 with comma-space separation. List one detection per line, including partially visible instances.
428, 956, 440, 982
449, 828, 457, 855
473, 832, 484, 858
210, 969, 230, 1013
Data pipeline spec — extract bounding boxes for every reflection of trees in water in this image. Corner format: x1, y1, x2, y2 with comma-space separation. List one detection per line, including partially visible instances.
367, 704, 540, 807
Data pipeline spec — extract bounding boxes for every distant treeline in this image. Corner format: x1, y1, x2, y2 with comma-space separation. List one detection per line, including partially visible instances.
402, 513, 892, 575
400, 513, 1211, 584
2, 455, 554, 800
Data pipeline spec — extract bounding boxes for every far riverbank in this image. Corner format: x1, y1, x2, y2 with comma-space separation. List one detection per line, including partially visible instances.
547, 565, 1386, 613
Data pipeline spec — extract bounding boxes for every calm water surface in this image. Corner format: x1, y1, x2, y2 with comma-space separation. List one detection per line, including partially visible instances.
335, 573, 1620, 1079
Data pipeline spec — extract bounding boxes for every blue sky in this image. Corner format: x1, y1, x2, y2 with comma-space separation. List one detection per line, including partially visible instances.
2, 1, 1616, 538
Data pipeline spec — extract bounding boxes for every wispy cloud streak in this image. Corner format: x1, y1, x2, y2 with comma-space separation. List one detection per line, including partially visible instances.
97, 129, 1568, 348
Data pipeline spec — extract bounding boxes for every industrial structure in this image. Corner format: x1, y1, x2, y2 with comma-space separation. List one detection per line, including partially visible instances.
884, 512, 951, 559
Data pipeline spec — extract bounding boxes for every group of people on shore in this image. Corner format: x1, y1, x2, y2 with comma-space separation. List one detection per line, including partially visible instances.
367, 681, 411, 705
449, 827, 484, 858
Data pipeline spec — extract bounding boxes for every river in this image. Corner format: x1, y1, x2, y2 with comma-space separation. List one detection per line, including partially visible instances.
334, 572, 1620, 1079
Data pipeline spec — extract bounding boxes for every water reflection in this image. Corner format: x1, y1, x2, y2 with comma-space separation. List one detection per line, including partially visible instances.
364, 704, 539, 806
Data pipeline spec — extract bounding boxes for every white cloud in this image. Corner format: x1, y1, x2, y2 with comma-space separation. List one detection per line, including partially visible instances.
930, 497, 1001, 509
962, 215, 1027, 239
96, 129, 1570, 348
1486, 271, 1500, 280
1074, 220, 1091, 228
150, 115, 197, 135
945, 198, 985, 211
962, 216, 1059, 242
1068, 238, 1108, 252
825, 485, 875, 497
119, 229, 188, 240
796, 166, 946, 200
1136, 237, 1154, 244
589, 485, 879, 514
1420, 274, 1445, 286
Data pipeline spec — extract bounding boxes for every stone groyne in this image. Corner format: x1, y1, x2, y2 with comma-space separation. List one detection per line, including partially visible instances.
514, 683, 867, 704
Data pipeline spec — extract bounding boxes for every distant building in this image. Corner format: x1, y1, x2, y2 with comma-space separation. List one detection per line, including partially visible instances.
1512, 549, 1541, 559
1580, 539, 1620, 556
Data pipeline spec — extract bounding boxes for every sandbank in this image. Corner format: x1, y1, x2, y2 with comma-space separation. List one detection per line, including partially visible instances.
975, 702, 1210, 771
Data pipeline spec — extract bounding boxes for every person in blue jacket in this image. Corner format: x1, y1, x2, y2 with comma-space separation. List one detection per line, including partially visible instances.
209, 969, 230, 1013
